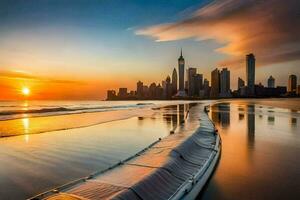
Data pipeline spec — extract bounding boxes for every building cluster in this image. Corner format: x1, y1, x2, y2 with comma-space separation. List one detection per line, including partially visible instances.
107, 50, 300, 100
233, 54, 299, 98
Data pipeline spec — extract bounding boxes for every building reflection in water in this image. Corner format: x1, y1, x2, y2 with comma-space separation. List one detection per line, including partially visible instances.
171, 105, 178, 132
162, 113, 172, 129
288, 109, 298, 128
179, 104, 185, 125
247, 105, 255, 149
291, 117, 297, 126
219, 103, 230, 128
267, 116, 275, 125
238, 106, 244, 112
211, 103, 230, 129
137, 103, 192, 134
239, 113, 245, 121
162, 105, 177, 131
211, 104, 220, 125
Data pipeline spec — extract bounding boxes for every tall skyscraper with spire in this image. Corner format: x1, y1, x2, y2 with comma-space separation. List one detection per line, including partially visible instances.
176, 49, 186, 96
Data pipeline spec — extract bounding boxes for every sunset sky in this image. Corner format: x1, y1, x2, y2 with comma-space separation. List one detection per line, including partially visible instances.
0, 0, 299, 100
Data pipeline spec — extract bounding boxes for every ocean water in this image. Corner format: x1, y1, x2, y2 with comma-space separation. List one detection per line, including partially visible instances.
0, 101, 193, 199
0, 99, 299, 199
200, 99, 300, 200
0, 100, 160, 121
0, 100, 195, 137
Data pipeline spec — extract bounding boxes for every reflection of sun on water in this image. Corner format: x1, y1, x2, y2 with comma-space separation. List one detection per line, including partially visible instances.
22, 101, 29, 111
22, 118, 30, 142
24, 134, 30, 143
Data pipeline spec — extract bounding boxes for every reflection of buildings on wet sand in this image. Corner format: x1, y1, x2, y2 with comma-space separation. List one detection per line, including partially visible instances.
238, 106, 245, 120
290, 109, 298, 127
247, 105, 255, 148
171, 106, 178, 131
267, 115, 275, 125
219, 103, 230, 128
239, 113, 245, 120
161, 104, 192, 132
211, 104, 220, 124
210, 103, 230, 128
291, 117, 297, 126
137, 104, 190, 132
162, 105, 178, 131
179, 104, 185, 125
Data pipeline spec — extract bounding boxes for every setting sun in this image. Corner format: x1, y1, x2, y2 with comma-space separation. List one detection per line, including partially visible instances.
22, 87, 30, 96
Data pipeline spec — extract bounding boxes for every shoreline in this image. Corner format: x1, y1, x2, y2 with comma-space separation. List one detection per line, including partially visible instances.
1, 98, 299, 138
29, 104, 221, 200
0, 107, 155, 138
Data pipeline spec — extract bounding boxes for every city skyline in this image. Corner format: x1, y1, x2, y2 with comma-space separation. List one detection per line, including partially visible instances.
107, 50, 299, 100
0, 0, 300, 100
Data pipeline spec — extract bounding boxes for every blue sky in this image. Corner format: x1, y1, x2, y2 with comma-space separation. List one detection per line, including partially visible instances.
0, 0, 223, 80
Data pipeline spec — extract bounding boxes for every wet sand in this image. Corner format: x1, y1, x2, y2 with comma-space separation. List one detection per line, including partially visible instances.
0, 98, 299, 199
200, 98, 300, 200
0, 103, 192, 199
0, 108, 156, 137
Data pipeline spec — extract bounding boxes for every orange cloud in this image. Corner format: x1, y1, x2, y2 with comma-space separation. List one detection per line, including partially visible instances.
0, 69, 84, 84
136, 0, 300, 68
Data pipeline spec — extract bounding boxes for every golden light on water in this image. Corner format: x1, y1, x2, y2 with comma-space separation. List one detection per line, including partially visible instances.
22, 87, 30, 96
22, 118, 30, 134
22, 118, 30, 142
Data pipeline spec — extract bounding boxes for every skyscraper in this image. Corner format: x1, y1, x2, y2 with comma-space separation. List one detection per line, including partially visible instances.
172, 68, 177, 95
118, 88, 128, 98
136, 81, 143, 97
210, 68, 220, 98
177, 49, 186, 96
194, 74, 203, 97
238, 77, 245, 90
267, 76, 275, 88
107, 90, 116, 100
220, 68, 231, 97
203, 78, 210, 98
246, 53, 255, 95
288, 74, 297, 93
187, 67, 197, 96
163, 76, 172, 99
149, 83, 157, 98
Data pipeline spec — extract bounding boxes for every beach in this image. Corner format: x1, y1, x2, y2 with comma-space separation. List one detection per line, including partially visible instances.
200, 98, 300, 199
0, 99, 299, 199
0, 101, 198, 199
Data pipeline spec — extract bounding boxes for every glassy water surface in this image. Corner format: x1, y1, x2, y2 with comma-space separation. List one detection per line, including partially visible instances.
1, 99, 299, 199
0, 103, 191, 199
200, 101, 300, 200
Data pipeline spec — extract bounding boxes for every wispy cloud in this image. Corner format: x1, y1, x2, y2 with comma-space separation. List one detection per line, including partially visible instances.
0, 69, 85, 84
136, 0, 300, 67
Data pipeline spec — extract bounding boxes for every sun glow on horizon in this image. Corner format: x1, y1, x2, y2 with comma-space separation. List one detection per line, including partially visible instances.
22, 87, 30, 96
